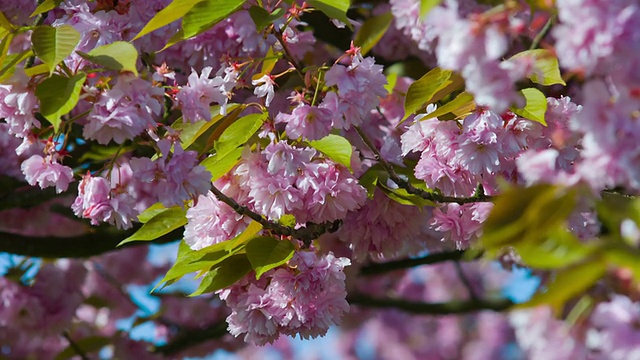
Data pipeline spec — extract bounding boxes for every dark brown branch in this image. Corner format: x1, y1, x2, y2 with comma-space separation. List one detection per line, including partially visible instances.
347, 294, 514, 314
0, 227, 182, 258
210, 185, 341, 247
359, 250, 467, 276
153, 321, 228, 355
354, 126, 493, 205
62, 331, 90, 360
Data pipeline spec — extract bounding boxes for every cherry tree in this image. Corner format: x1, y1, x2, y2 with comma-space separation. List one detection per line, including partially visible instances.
1, 0, 640, 358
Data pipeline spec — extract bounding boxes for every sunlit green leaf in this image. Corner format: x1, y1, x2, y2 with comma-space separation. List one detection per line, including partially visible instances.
189, 254, 252, 296
511, 88, 547, 125
31, 25, 80, 75
30, 0, 64, 17
403, 67, 454, 121
353, 12, 393, 56
181, 0, 245, 40
419, 0, 442, 17
307, 0, 352, 30
132, 0, 202, 41
510, 49, 566, 86
35, 73, 86, 132
0, 50, 32, 83
214, 112, 268, 158
77, 41, 139, 76
118, 206, 186, 245
246, 236, 295, 279
308, 134, 353, 170
418, 92, 475, 121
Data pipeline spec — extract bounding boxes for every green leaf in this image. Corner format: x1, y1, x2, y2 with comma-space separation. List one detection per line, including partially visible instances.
418, 92, 475, 121
77, 41, 139, 76
248, 6, 285, 30
225, 220, 264, 251
0, 32, 13, 72
246, 236, 295, 279
308, 134, 353, 170
378, 184, 436, 207
511, 88, 547, 125
200, 147, 243, 182
30, 0, 64, 17
0, 11, 14, 31
118, 206, 186, 245
132, 0, 201, 41
0, 50, 33, 83
31, 25, 80, 75
173, 104, 243, 153
403, 67, 454, 121
181, 0, 245, 40
307, 0, 352, 30
35, 73, 86, 132
420, 0, 442, 17
137, 202, 168, 223
515, 226, 595, 269
605, 243, 640, 280
384, 72, 398, 93
353, 12, 393, 56
481, 184, 576, 252
54, 336, 110, 360
24, 63, 49, 77
190, 254, 252, 296
520, 258, 606, 312
510, 49, 566, 86
153, 240, 238, 291
214, 112, 268, 158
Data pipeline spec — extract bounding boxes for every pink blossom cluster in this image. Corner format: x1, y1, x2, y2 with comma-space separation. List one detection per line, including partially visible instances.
218, 251, 350, 345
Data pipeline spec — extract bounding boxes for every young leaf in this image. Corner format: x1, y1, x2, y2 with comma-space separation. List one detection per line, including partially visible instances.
403, 67, 453, 121
418, 92, 475, 121
181, 0, 245, 40
31, 25, 80, 74
118, 206, 187, 245
510, 49, 566, 86
308, 134, 353, 170
248, 6, 285, 30
0, 11, 14, 31
137, 202, 167, 223
225, 220, 264, 251
246, 236, 295, 279
0, 50, 32, 82
511, 88, 547, 125
77, 41, 139, 76
214, 112, 268, 158
420, 0, 442, 17
0, 32, 14, 72
353, 12, 393, 56
519, 258, 606, 312
200, 147, 243, 182
307, 0, 352, 30
132, 0, 202, 40
35, 73, 86, 132
30, 0, 64, 17
189, 254, 252, 296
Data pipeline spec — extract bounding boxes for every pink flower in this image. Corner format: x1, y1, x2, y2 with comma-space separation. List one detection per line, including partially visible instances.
84, 74, 163, 145
177, 66, 235, 122
72, 174, 113, 226
21, 155, 74, 193
275, 104, 334, 141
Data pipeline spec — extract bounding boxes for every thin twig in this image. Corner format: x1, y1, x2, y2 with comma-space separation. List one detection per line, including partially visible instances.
272, 28, 305, 80
62, 331, 90, 360
454, 261, 479, 301
347, 293, 514, 314
360, 250, 468, 276
529, 15, 555, 50
210, 185, 341, 247
354, 126, 493, 204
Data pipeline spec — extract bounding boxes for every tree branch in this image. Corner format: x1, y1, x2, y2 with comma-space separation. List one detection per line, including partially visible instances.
0, 227, 182, 258
347, 293, 514, 314
354, 126, 493, 205
359, 250, 468, 276
153, 321, 228, 355
210, 185, 341, 247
